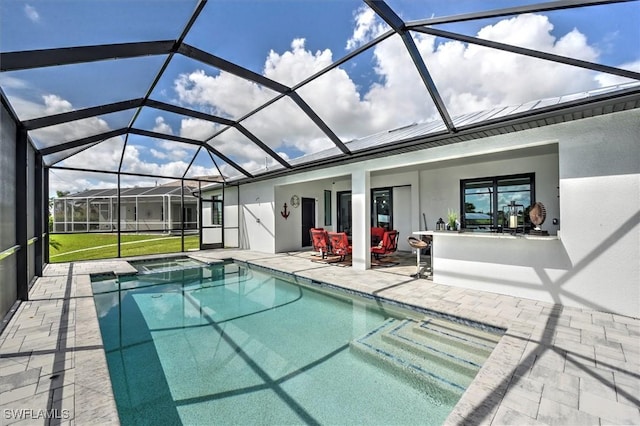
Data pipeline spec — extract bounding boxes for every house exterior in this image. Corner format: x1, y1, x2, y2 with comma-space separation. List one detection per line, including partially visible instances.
52, 185, 199, 233
204, 106, 639, 318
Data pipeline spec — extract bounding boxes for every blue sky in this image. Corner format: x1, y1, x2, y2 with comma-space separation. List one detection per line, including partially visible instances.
1, 0, 638, 194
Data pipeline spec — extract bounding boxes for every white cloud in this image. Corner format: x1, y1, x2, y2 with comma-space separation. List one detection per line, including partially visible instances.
110, 145, 189, 180
42, 94, 73, 114
149, 118, 198, 160
179, 117, 217, 141
149, 148, 168, 159
0, 75, 29, 90
175, 69, 276, 118
30, 95, 113, 149
152, 116, 174, 135
56, 137, 125, 172
477, 13, 557, 49
49, 172, 113, 196
594, 59, 640, 86
346, 5, 387, 50
413, 14, 603, 112
364, 34, 436, 126
264, 38, 334, 86
158, 140, 192, 161
24, 4, 40, 23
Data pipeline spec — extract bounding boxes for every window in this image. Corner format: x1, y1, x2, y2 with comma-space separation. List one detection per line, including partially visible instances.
324, 190, 332, 226
211, 196, 222, 226
461, 173, 535, 231
371, 188, 392, 230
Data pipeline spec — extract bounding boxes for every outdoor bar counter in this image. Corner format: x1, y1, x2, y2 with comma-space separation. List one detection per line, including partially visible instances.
413, 230, 562, 302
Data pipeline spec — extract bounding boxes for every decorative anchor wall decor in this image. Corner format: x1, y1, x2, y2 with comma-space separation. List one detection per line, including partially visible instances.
280, 203, 291, 219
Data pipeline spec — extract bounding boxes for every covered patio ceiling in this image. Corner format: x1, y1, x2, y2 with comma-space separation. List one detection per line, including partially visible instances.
1, 0, 639, 188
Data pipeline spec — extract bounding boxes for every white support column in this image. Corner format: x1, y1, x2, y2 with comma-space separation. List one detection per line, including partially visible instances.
52, 200, 57, 232
86, 197, 89, 231
135, 196, 139, 232
64, 199, 68, 232
410, 171, 421, 230
162, 195, 166, 231
351, 169, 371, 271
167, 195, 172, 232
70, 199, 74, 232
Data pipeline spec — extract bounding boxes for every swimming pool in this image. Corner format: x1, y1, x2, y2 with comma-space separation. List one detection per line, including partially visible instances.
91, 259, 503, 425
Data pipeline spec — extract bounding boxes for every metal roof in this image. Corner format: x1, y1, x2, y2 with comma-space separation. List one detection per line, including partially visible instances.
1, 0, 639, 188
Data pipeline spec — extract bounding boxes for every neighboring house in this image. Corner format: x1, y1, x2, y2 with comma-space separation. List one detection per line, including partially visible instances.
52, 185, 199, 233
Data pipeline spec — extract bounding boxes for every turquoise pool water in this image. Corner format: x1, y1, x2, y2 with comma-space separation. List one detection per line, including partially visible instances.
92, 260, 502, 425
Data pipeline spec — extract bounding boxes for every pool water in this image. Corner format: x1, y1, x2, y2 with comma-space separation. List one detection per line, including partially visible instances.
91, 261, 503, 425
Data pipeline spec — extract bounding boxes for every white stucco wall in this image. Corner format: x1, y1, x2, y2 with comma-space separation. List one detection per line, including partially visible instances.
223, 186, 239, 247
433, 233, 570, 302
274, 179, 335, 253
236, 181, 276, 253
555, 110, 639, 317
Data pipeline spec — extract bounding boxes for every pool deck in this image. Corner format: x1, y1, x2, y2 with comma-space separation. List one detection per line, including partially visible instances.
1, 249, 638, 425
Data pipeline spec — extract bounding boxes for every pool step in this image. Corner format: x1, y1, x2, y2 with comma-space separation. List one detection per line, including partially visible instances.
350, 318, 501, 404
410, 317, 501, 364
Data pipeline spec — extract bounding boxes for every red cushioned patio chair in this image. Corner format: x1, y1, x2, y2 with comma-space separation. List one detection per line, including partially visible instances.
371, 230, 399, 260
371, 227, 386, 246
310, 228, 331, 259
327, 232, 352, 262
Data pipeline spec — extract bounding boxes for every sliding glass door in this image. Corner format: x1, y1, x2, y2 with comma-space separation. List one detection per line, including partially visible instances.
337, 188, 394, 235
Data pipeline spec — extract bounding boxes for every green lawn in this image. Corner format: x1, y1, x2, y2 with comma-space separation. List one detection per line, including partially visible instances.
49, 233, 200, 263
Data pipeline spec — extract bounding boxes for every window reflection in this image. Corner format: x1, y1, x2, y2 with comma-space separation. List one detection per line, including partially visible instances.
372, 188, 392, 230
337, 191, 352, 235
462, 174, 534, 231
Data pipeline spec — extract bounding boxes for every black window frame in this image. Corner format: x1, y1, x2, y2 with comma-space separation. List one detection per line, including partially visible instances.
460, 173, 536, 231
371, 187, 393, 231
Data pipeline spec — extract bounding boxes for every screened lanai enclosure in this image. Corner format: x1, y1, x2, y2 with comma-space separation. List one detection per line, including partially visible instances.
1, 0, 639, 318
52, 185, 199, 233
